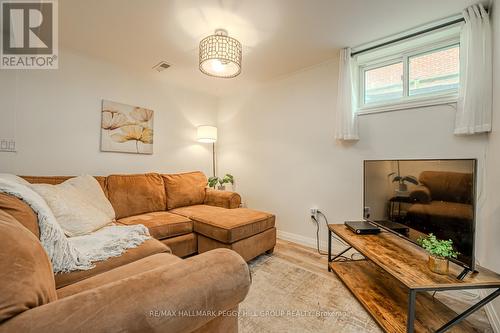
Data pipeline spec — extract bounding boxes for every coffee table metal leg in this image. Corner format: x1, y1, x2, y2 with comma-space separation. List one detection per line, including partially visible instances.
328, 228, 332, 272
436, 288, 500, 333
407, 289, 416, 333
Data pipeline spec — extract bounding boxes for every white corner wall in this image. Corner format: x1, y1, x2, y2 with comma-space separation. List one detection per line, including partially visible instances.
483, 0, 500, 329
217, 57, 489, 262
0, 48, 218, 176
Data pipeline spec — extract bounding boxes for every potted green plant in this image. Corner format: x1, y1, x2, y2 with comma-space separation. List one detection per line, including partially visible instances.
208, 176, 219, 189
388, 161, 418, 196
208, 174, 234, 190
417, 233, 459, 275
390, 174, 418, 193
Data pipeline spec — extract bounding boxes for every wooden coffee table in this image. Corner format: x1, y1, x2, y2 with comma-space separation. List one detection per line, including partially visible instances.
327, 224, 500, 333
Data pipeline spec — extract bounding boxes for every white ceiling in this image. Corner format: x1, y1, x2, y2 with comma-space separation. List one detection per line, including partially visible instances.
60, 0, 481, 96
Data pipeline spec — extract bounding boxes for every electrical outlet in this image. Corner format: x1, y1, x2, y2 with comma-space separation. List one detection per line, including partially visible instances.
363, 206, 371, 218
310, 208, 318, 219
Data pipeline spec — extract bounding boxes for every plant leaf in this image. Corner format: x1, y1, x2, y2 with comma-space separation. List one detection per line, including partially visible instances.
417, 233, 459, 258
208, 176, 219, 188
403, 176, 419, 185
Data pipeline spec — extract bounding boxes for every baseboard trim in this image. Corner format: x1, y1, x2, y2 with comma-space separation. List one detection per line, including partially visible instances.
480, 289, 500, 333
277, 230, 328, 252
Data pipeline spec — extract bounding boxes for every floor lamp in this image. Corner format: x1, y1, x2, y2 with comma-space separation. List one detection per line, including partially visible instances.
196, 125, 218, 177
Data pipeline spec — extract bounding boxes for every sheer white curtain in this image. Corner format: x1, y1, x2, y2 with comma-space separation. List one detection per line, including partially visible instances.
454, 4, 492, 135
335, 48, 359, 141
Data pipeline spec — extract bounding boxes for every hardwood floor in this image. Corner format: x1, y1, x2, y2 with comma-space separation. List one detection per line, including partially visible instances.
270, 238, 493, 332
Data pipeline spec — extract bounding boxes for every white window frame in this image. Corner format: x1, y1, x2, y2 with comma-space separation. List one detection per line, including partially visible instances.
357, 37, 460, 115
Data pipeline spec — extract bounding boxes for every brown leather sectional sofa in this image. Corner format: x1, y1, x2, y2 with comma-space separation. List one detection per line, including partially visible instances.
0, 171, 277, 332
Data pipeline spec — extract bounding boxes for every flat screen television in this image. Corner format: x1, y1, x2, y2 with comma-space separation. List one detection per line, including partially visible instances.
363, 159, 477, 270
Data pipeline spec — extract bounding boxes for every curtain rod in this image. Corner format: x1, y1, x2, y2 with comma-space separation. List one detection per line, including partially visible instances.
350, 17, 465, 57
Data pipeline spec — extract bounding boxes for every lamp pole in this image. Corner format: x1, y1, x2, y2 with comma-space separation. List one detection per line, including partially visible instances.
212, 142, 216, 177
196, 125, 218, 178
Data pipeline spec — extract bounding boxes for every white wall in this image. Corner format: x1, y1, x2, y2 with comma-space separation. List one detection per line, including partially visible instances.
217, 57, 489, 253
482, 0, 500, 328
0, 48, 218, 176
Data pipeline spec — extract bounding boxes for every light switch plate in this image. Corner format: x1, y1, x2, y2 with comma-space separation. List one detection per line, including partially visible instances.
0, 139, 16, 152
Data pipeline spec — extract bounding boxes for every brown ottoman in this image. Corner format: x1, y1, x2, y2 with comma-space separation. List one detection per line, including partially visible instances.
169, 205, 276, 261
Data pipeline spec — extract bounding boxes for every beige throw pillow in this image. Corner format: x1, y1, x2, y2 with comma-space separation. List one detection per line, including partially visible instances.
31, 176, 115, 237
64, 175, 115, 221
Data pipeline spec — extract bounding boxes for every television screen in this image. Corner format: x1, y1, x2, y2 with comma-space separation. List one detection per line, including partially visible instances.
363, 159, 476, 270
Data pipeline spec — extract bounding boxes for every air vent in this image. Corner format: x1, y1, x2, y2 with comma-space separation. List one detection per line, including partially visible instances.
153, 61, 171, 72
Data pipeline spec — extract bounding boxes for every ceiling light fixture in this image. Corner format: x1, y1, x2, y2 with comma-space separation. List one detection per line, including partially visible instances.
199, 29, 242, 78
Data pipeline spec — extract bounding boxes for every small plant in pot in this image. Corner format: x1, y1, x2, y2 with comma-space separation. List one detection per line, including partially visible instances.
208, 174, 234, 190
388, 161, 418, 196
388, 172, 418, 196
417, 233, 459, 275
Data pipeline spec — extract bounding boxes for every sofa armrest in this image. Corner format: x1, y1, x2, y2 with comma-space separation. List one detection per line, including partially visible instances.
409, 185, 431, 203
204, 188, 241, 209
0, 249, 251, 333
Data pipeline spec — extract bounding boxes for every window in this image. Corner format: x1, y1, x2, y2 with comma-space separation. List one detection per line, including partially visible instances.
408, 45, 459, 96
364, 62, 403, 104
357, 36, 461, 113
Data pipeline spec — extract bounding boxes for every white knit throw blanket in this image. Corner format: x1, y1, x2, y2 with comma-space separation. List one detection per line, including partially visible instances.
70, 225, 150, 262
0, 178, 150, 273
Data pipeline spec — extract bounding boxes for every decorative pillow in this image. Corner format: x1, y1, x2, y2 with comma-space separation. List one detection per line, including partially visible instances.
0, 193, 39, 238
63, 175, 115, 221
162, 171, 208, 210
0, 210, 57, 323
0, 174, 31, 186
0, 174, 40, 237
31, 176, 114, 237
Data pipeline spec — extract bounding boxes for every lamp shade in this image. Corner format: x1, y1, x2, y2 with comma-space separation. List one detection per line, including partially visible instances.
196, 125, 218, 143
199, 29, 242, 78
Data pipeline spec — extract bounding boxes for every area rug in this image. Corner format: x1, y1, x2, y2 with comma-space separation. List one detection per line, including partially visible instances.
239, 249, 492, 333
239, 254, 382, 333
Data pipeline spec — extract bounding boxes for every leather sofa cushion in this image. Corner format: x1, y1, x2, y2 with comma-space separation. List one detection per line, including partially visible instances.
0, 193, 39, 238
161, 233, 198, 258
118, 212, 193, 239
204, 189, 241, 209
409, 185, 431, 204
408, 201, 473, 220
418, 171, 473, 204
0, 210, 57, 323
107, 173, 166, 219
56, 253, 181, 299
162, 171, 207, 210
170, 205, 275, 243
198, 227, 276, 262
54, 238, 169, 289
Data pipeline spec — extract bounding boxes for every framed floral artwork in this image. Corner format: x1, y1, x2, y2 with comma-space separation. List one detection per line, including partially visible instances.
100, 100, 154, 154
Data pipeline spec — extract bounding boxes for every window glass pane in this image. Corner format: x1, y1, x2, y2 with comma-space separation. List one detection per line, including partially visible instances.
364, 62, 403, 104
409, 45, 459, 96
